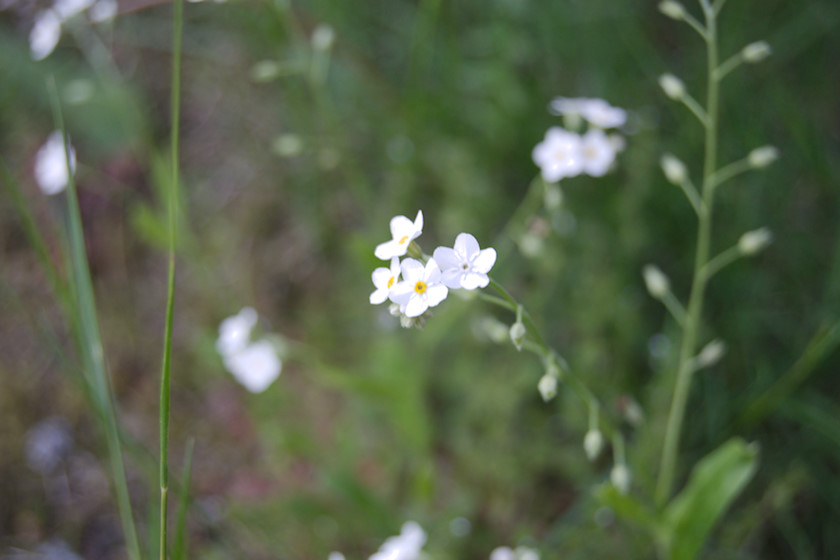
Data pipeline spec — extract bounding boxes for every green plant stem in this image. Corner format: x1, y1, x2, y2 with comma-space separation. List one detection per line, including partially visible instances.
656, 3, 720, 507
678, 176, 704, 216
702, 245, 742, 280
711, 157, 751, 188
48, 77, 142, 560
714, 52, 745, 81
681, 92, 709, 127
160, 1, 183, 558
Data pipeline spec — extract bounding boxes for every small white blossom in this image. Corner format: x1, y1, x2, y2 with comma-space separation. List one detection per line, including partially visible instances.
532, 127, 583, 182
583, 429, 604, 461
30, 10, 62, 61
661, 153, 687, 184
611, 464, 631, 494
509, 321, 526, 351
747, 146, 779, 168
696, 339, 726, 369
549, 97, 626, 129
369, 521, 426, 560
54, 0, 96, 20
35, 131, 76, 195
658, 0, 686, 20
389, 258, 448, 318
312, 24, 335, 51
433, 233, 497, 290
659, 74, 686, 100
579, 128, 616, 177
89, 0, 118, 23
489, 547, 516, 560
375, 210, 424, 260
216, 307, 258, 357
738, 227, 772, 255
370, 257, 401, 304
643, 265, 670, 300
742, 41, 771, 63
223, 340, 282, 393
328, 553, 346, 560
538, 373, 558, 401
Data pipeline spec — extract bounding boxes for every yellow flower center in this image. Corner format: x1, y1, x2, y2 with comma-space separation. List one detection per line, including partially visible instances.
398, 235, 410, 245
387, 276, 395, 288
414, 281, 427, 294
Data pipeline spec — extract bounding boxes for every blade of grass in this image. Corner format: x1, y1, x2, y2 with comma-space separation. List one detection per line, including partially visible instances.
160, 0, 184, 558
173, 438, 195, 560
47, 76, 142, 560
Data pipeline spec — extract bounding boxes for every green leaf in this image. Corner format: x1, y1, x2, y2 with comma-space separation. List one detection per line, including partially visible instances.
595, 483, 660, 532
663, 438, 759, 560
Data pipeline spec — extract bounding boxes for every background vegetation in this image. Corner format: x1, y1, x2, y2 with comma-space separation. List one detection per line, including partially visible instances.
1, 0, 839, 558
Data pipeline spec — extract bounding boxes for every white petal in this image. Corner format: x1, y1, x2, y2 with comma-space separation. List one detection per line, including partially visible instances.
460, 272, 488, 290
389, 214, 415, 238
400, 258, 425, 282
30, 11, 61, 62
389, 257, 401, 277
413, 209, 423, 233
441, 269, 465, 289
424, 284, 448, 307
404, 295, 428, 318
371, 267, 393, 290
471, 247, 496, 273
453, 232, 480, 259
89, 0, 118, 22
389, 281, 415, 304
375, 240, 399, 260
34, 131, 76, 195
369, 288, 388, 304
225, 341, 281, 393
423, 258, 441, 283
432, 246, 462, 272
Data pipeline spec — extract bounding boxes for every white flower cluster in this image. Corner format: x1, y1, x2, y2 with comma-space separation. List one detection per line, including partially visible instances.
371, 210, 497, 326
489, 545, 540, 560
533, 97, 626, 183
216, 307, 281, 393
329, 521, 426, 560
35, 131, 76, 195
30, 0, 117, 61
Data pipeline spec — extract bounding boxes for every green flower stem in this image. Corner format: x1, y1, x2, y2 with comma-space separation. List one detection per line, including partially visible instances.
661, 291, 687, 326
484, 278, 610, 435
678, 176, 704, 217
680, 92, 709, 127
656, 0, 720, 506
160, 0, 183, 558
714, 52, 746, 81
710, 157, 752, 188
702, 245, 742, 280
681, 11, 709, 40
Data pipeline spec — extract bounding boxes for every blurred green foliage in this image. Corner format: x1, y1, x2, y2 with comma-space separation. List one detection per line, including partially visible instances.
1, 0, 839, 558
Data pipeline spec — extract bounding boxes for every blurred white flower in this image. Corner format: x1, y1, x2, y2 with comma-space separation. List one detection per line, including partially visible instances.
742, 41, 771, 63
509, 321, 526, 351
579, 128, 616, 177
611, 463, 631, 494
659, 74, 686, 99
35, 131, 76, 195
54, 0, 96, 20
490, 547, 516, 560
216, 307, 258, 357
660, 153, 687, 184
370, 257, 401, 304
30, 10, 62, 61
747, 146, 779, 168
642, 265, 670, 300
311, 24, 335, 51
25, 417, 73, 474
328, 553, 346, 560
696, 339, 726, 369
537, 373, 557, 401
369, 521, 427, 560
532, 127, 583, 182
549, 97, 626, 129
515, 547, 540, 560
738, 227, 773, 255
389, 258, 448, 318
433, 232, 497, 290
89, 0, 118, 23
375, 210, 423, 260
223, 340, 282, 393
583, 429, 604, 461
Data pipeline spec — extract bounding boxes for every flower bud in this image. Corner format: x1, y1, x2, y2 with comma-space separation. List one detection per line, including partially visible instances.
643, 265, 670, 300
400, 315, 415, 329
389, 303, 402, 317
509, 322, 526, 351
610, 464, 631, 494
538, 373, 558, 402
738, 227, 773, 255
658, 0, 686, 20
272, 134, 303, 157
748, 146, 779, 168
311, 24, 335, 51
742, 41, 771, 63
696, 339, 726, 369
583, 429, 604, 461
659, 74, 685, 100
660, 153, 687, 185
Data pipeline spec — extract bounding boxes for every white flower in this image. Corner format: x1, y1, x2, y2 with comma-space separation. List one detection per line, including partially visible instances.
370, 257, 401, 304
311, 24, 335, 51
89, 0, 118, 23
611, 464, 631, 494
35, 131, 76, 195
658, 0, 686, 20
328, 553, 346, 560
374, 210, 423, 260
696, 339, 726, 369
532, 127, 583, 182
537, 373, 557, 401
223, 340, 282, 393
54, 0, 96, 20
738, 227, 773, 255
660, 153, 687, 184
489, 547, 516, 560
579, 128, 616, 177
549, 97, 626, 129
659, 74, 686, 99
583, 429, 604, 461
30, 10, 62, 61
369, 521, 426, 560
433, 233, 497, 290
216, 307, 258, 357
742, 41, 771, 63
642, 265, 670, 300
747, 146, 779, 168
389, 258, 448, 318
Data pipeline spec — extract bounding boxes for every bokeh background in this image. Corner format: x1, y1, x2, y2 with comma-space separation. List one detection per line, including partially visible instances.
1, 0, 840, 558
